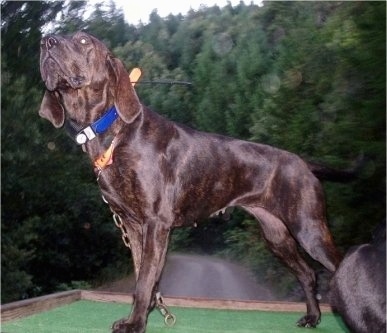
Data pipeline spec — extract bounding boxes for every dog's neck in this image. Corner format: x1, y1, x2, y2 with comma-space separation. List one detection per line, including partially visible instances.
65, 105, 119, 145
67, 105, 128, 168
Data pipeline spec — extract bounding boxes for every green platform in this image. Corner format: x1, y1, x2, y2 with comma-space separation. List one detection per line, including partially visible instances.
2, 300, 349, 333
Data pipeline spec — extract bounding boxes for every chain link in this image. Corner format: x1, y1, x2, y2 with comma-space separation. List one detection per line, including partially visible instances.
100, 194, 131, 249
155, 292, 177, 326
112, 213, 131, 248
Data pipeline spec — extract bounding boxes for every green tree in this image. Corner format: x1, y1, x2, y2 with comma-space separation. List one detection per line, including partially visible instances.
1, 1, 131, 302
85, 1, 133, 47
1, 1, 63, 83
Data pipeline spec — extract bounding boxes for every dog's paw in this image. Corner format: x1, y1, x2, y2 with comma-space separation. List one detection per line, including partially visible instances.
111, 318, 129, 333
296, 315, 321, 328
111, 318, 145, 333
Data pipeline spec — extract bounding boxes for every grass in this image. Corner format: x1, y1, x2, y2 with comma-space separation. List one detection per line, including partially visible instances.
2, 300, 349, 333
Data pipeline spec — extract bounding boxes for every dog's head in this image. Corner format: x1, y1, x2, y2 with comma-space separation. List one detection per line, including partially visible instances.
39, 31, 141, 128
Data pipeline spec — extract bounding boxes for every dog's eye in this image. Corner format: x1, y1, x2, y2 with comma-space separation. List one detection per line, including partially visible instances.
79, 37, 88, 45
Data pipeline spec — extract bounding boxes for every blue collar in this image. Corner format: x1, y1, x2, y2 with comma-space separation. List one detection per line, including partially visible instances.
66, 106, 119, 145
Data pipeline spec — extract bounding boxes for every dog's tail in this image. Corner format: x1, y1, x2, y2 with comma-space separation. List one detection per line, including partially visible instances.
307, 154, 365, 182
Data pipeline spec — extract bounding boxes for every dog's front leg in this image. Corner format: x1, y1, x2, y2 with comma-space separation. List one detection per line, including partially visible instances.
125, 221, 143, 280
112, 222, 170, 333
125, 222, 163, 317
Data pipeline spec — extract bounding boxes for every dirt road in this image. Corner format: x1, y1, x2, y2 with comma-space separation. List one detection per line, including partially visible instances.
99, 253, 275, 301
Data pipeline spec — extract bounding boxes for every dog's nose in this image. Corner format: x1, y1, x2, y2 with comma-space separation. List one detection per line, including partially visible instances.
41, 35, 59, 50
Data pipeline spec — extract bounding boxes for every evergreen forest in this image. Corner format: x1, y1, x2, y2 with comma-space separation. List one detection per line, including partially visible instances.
2, 1, 385, 303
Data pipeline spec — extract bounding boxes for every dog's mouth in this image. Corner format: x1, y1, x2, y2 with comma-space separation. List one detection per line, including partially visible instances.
41, 55, 88, 91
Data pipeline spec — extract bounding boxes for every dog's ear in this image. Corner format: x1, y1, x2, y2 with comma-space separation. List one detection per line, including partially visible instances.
39, 91, 65, 128
108, 57, 142, 123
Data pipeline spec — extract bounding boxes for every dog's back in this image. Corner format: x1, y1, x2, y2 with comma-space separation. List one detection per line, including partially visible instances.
330, 224, 386, 333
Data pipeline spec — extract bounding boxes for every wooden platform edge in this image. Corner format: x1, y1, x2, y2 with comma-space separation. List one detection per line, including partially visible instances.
1, 290, 81, 322
1, 289, 333, 323
80, 290, 333, 313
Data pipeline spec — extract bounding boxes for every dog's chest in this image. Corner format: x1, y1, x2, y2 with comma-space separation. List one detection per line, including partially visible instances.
96, 166, 146, 223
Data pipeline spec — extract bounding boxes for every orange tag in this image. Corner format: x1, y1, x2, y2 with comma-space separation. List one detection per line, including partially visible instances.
94, 143, 115, 170
129, 67, 142, 86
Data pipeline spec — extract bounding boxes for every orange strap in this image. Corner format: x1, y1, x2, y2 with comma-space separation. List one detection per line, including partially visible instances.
94, 141, 115, 170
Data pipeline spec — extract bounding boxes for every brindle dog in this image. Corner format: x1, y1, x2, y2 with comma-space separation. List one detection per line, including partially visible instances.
330, 224, 386, 333
39, 31, 342, 333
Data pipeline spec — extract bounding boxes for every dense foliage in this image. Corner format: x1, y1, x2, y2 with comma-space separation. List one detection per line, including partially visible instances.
2, 1, 385, 303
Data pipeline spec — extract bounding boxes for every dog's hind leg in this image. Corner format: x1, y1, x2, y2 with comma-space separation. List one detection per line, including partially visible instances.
287, 179, 342, 273
245, 207, 321, 328
288, 216, 342, 273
